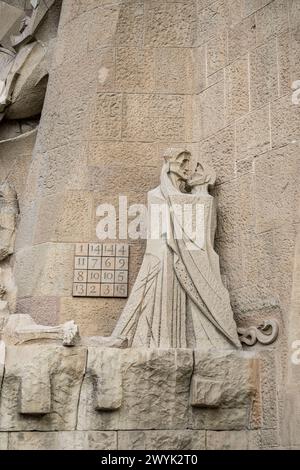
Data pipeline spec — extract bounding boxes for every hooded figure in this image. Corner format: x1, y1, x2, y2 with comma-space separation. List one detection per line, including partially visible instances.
110, 149, 241, 350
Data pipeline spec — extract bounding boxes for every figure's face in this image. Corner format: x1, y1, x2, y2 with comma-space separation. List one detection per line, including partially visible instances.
169, 152, 191, 181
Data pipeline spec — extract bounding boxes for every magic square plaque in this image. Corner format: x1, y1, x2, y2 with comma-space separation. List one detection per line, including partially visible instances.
73, 243, 129, 298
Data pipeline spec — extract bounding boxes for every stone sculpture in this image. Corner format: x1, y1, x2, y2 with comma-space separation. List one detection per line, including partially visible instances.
0, 0, 56, 122
1, 314, 79, 347
238, 320, 279, 346
0, 181, 18, 261
110, 148, 241, 349
0, 181, 18, 317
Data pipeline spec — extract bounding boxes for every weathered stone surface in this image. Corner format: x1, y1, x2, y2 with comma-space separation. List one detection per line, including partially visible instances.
236, 105, 270, 159
197, 0, 227, 46
206, 33, 226, 76
59, 297, 125, 338
15, 243, 74, 298
206, 430, 261, 450
0, 432, 8, 450
271, 95, 300, 149
144, 1, 196, 47
256, 0, 288, 45
225, 56, 249, 122
189, 350, 260, 430
122, 94, 186, 142
199, 125, 235, 184
115, 47, 154, 93
78, 348, 194, 430
118, 430, 205, 450
198, 80, 225, 139
227, 15, 256, 64
9, 431, 117, 450
249, 39, 278, 110
0, 345, 87, 431
254, 144, 300, 233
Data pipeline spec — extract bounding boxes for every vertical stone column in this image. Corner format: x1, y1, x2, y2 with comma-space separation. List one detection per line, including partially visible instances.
14, 0, 198, 336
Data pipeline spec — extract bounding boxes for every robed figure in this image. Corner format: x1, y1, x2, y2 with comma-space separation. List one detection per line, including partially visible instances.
110, 149, 241, 350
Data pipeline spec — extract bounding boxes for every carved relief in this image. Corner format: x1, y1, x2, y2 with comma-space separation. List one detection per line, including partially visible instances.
238, 320, 279, 346
108, 148, 241, 349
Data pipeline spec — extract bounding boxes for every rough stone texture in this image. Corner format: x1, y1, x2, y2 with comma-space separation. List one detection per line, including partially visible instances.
77, 348, 194, 431
0, 345, 86, 431
0, 0, 299, 450
206, 430, 260, 450
0, 432, 8, 450
9, 431, 116, 450
118, 430, 206, 450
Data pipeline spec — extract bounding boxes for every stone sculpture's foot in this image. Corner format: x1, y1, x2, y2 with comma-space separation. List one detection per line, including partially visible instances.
81, 335, 128, 349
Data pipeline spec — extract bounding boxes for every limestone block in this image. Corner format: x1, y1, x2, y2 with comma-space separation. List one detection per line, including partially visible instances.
227, 15, 256, 64
254, 145, 300, 233
241, 0, 271, 17
0, 432, 8, 450
197, 0, 227, 46
206, 430, 261, 450
97, 48, 115, 92
122, 94, 186, 142
89, 93, 122, 140
190, 378, 223, 408
77, 348, 194, 430
206, 33, 226, 77
116, 1, 144, 47
116, 47, 155, 93
225, 55, 249, 122
189, 350, 260, 430
0, 340, 5, 389
249, 39, 278, 110
88, 5, 120, 51
289, 0, 300, 31
54, 12, 89, 67
144, 1, 196, 47
59, 297, 126, 338
199, 125, 235, 184
88, 164, 160, 195
15, 243, 74, 298
0, 345, 87, 431
193, 46, 206, 93
16, 296, 59, 326
199, 80, 225, 140
256, 0, 288, 45
20, 365, 51, 415
236, 105, 270, 160
91, 349, 123, 411
277, 32, 292, 98
118, 430, 205, 450
271, 95, 300, 149
259, 350, 278, 430
38, 143, 88, 194
34, 190, 93, 244
154, 48, 194, 94
9, 431, 117, 450
88, 141, 160, 168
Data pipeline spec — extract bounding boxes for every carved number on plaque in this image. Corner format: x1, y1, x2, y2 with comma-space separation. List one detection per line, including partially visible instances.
73, 243, 129, 298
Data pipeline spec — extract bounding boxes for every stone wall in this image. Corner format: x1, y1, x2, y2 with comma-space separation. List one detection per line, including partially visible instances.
5, 0, 300, 449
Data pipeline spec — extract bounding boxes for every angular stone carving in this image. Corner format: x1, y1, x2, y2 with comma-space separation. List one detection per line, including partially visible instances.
0, 182, 18, 318
0, 0, 57, 122
238, 320, 279, 346
0, 182, 18, 261
110, 148, 241, 349
77, 348, 260, 431
0, 345, 87, 431
1, 314, 79, 347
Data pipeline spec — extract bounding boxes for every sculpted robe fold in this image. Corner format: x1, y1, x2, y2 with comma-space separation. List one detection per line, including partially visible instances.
112, 160, 241, 350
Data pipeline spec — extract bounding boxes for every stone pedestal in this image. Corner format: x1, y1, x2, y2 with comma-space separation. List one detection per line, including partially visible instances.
0, 344, 274, 449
